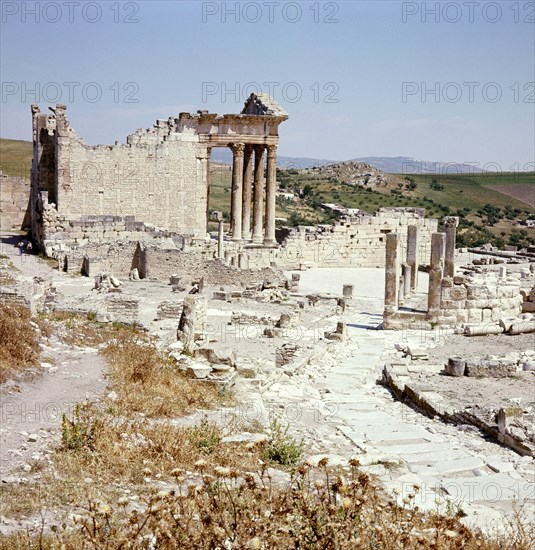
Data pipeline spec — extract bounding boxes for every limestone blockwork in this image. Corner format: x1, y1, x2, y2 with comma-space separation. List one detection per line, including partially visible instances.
30, 94, 287, 253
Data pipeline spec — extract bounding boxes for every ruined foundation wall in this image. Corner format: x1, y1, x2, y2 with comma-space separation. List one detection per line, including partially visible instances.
143, 246, 286, 286
270, 209, 438, 269
435, 274, 523, 325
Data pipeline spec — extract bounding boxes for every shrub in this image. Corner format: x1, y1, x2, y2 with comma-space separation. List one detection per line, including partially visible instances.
262, 418, 304, 467
188, 418, 222, 455
61, 402, 100, 451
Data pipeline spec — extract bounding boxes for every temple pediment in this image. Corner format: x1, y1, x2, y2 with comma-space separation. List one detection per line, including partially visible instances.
241, 93, 288, 118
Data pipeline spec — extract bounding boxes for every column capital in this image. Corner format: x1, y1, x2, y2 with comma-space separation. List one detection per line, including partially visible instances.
266, 144, 277, 157
231, 143, 245, 156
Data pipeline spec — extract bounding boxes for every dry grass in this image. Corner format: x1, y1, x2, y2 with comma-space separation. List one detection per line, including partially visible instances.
0, 302, 40, 383
100, 329, 223, 418
3, 313, 533, 548
39, 311, 122, 347
0, 408, 263, 520
1, 460, 533, 549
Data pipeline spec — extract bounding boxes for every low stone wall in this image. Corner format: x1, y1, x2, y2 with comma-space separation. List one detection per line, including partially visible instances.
106, 296, 139, 323
40, 214, 186, 255
435, 274, 523, 325
142, 246, 286, 287
51, 240, 139, 276
268, 208, 438, 269
157, 300, 184, 320
382, 363, 535, 457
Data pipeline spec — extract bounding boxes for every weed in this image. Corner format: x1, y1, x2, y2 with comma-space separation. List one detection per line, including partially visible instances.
262, 417, 304, 467
61, 403, 100, 451
188, 417, 222, 455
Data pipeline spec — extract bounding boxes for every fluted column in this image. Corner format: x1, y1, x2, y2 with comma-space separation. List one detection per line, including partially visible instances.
264, 144, 277, 245
406, 224, 419, 291
230, 143, 244, 241
252, 145, 265, 244
241, 145, 253, 240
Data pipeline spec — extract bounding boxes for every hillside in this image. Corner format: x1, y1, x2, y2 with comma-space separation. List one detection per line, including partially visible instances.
269, 166, 535, 249
0, 138, 33, 180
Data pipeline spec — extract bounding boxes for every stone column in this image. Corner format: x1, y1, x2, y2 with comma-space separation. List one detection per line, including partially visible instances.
252, 145, 265, 244
342, 284, 354, 299
264, 144, 277, 246
406, 225, 419, 291
217, 219, 224, 259
384, 233, 400, 315
241, 145, 253, 240
230, 143, 245, 241
402, 263, 412, 298
428, 232, 445, 317
444, 216, 459, 278
205, 147, 212, 234
399, 275, 405, 305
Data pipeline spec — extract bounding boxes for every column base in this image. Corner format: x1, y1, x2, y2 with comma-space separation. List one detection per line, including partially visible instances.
262, 239, 278, 248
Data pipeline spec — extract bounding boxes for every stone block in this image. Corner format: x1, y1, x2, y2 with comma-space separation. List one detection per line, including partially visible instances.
497, 407, 523, 434
194, 345, 236, 367
455, 310, 468, 324
467, 309, 482, 323
481, 308, 493, 322
441, 299, 464, 309
446, 357, 465, 376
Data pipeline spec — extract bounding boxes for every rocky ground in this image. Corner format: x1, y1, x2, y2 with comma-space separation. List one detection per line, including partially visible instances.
0, 233, 534, 537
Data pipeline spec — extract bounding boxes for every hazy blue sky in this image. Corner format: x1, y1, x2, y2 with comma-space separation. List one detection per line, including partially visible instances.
1, 0, 534, 168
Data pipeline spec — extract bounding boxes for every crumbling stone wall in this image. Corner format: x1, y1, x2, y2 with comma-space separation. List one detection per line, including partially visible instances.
31, 104, 209, 251
268, 208, 438, 269
435, 274, 523, 325
142, 246, 286, 286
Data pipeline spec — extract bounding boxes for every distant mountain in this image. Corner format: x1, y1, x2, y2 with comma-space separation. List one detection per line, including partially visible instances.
0, 137, 488, 175
209, 149, 335, 168
209, 149, 486, 174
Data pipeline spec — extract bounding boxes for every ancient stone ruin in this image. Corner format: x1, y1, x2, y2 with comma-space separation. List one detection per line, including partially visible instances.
382, 217, 534, 335
30, 94, 287, 252
28, 97, 442, 276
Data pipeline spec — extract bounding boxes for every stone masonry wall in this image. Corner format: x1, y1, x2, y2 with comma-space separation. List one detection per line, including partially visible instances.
250, 208, 438, 269
0, 172, 30, 230
57, 121, 208, 237
33, 105, 209, 249
435, 274, 523, 325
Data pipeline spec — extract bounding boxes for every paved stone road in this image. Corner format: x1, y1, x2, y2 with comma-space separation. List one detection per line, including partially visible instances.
258, 268, 535, 534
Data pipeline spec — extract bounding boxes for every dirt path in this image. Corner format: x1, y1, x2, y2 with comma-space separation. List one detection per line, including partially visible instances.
1, 232, 108, 480
0, 345, 107, 480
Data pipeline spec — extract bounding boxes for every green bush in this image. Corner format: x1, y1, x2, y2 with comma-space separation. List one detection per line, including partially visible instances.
263, 418, 304, 467
61, 403, 100, 451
